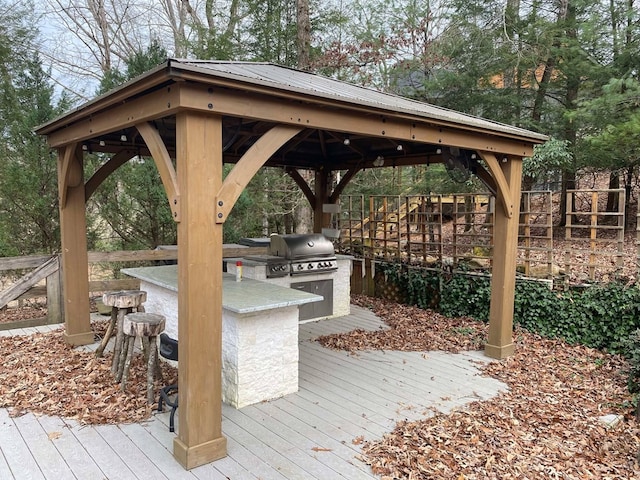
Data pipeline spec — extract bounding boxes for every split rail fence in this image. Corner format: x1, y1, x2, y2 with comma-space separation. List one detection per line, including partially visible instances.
0, 246, 266, 330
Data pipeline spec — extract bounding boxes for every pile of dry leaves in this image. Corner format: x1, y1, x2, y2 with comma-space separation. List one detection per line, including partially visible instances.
319, 296, 488, 353
320, 295, 640, 479
0, 320, 178, 424
0, 304, 47, 324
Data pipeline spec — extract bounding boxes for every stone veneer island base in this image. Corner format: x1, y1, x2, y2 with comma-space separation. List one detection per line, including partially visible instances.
122, 265, 321, 408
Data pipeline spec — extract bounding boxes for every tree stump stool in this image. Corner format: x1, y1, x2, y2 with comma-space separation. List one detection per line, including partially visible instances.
119, 312, 166, 404
95, 290, 147, 370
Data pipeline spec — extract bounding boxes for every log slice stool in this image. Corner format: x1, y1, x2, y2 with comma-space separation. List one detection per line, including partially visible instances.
119, 312, 166, 404
94, 290, 147, 371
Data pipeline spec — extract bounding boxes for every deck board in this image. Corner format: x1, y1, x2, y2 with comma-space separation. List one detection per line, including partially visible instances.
36, 415, 106, 480
252, 402, 375, 479
12, 414, 75, 480
69, 419, 138, 480
219, 414, 300, 479
0, 305, 507, 479
0, 409, 46, 480
93, 423, 169, 480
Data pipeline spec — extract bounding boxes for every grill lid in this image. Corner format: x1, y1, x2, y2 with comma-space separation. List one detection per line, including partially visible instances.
269, 233, 335, 259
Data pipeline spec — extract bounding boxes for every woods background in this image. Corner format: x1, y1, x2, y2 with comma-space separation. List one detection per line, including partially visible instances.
1, 0, 639, 256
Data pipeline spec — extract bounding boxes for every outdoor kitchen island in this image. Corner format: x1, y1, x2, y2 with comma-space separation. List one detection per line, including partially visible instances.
228, 234, 353, 322
121, 265, 322, 408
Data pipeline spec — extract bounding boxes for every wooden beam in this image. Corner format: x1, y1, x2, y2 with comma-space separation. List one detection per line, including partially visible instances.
0, 255, 55, 271
85, 149, 137, 201
57, 147, 93, 346
472, 163, 497, 196
178, 83, 538, 157
175, 72, 545, 146
173, 111, 227, 469
46, 86, 181, 148
85, 246, 267, 263
479, 152, 513, 218
215, 124, 303, 223
46, 266, 64, 325
136, 122, 181, 222
485, 156, 523, 359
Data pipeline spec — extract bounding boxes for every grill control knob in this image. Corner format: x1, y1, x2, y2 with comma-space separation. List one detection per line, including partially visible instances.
297, 264, 304, 270
308, 264, 314, 269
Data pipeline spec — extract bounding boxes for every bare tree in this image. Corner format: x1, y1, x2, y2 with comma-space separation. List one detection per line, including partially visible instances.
40, 0, 156, 96
158, 0, 189, 57
296, 0, 310, 70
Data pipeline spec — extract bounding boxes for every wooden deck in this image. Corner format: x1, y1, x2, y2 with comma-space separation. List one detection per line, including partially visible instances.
0, 306, 507, 479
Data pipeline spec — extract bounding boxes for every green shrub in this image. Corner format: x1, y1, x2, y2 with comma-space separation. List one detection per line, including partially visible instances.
374, 261, 640, 353
439, 272, 491, 321
378, 262, 440, 309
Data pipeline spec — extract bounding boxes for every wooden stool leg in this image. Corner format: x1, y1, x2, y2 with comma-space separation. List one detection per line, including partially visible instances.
95, 307, 117, 358
154, 352, 164, 384
116, 334, 131, 382
141, 336, 150, 363
141, 336, 163, 382
147, 335, 158, 404
111, 308, 128, 375
120, 335, 135, 391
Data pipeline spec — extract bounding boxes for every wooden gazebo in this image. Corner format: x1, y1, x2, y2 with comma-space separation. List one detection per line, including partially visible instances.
36, 59, 547, 469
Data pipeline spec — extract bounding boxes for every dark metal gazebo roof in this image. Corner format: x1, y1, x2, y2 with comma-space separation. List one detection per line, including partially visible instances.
38, 59, 546, 172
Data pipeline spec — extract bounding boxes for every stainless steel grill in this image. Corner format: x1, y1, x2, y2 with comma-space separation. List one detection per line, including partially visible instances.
269, 234, 337, 276
243, 254, 290, 278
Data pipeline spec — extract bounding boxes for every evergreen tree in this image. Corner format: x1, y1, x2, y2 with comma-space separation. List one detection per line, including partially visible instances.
86, 41, 177, 250
0, 1, 70, 255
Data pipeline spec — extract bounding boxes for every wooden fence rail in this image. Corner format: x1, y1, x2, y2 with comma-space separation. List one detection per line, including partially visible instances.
0, 246, 267, 330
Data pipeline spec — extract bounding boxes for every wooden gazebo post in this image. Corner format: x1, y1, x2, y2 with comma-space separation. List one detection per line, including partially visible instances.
173, 111, 227, 469
483, 154, 523, 359
313, 169, 331, 233
57, 144, 93, 345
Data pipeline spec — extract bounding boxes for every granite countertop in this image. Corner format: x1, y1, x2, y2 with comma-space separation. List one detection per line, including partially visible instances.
121, 265, 322, 314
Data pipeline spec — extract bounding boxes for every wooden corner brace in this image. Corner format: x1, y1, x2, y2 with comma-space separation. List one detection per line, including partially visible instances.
136, 122, 181, 222
480, 152, 514, 219
58, 144, 82, 209
216, 124, 303, 223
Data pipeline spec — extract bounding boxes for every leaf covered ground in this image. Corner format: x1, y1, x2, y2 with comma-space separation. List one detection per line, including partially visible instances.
0, 320, 178, 425
318, 295, 640, 480
0, 297, 638, 478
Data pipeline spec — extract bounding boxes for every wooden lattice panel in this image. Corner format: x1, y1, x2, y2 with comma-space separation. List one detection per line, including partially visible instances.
564, 189, 625, 283
517, 191, 554, 278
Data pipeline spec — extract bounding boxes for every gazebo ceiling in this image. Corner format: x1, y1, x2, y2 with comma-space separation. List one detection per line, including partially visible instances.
37, 59, 547, 172
89, 117, 446, 170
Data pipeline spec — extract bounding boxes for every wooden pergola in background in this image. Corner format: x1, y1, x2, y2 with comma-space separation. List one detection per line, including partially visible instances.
36, 59, 547, 469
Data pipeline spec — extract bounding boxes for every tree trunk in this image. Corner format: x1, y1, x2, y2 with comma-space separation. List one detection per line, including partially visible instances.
296, 0, 311, 70
558, 0, 579, 228
294, 0, 313, 236
625, 166, 633, 228
607, 171, 620, 212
